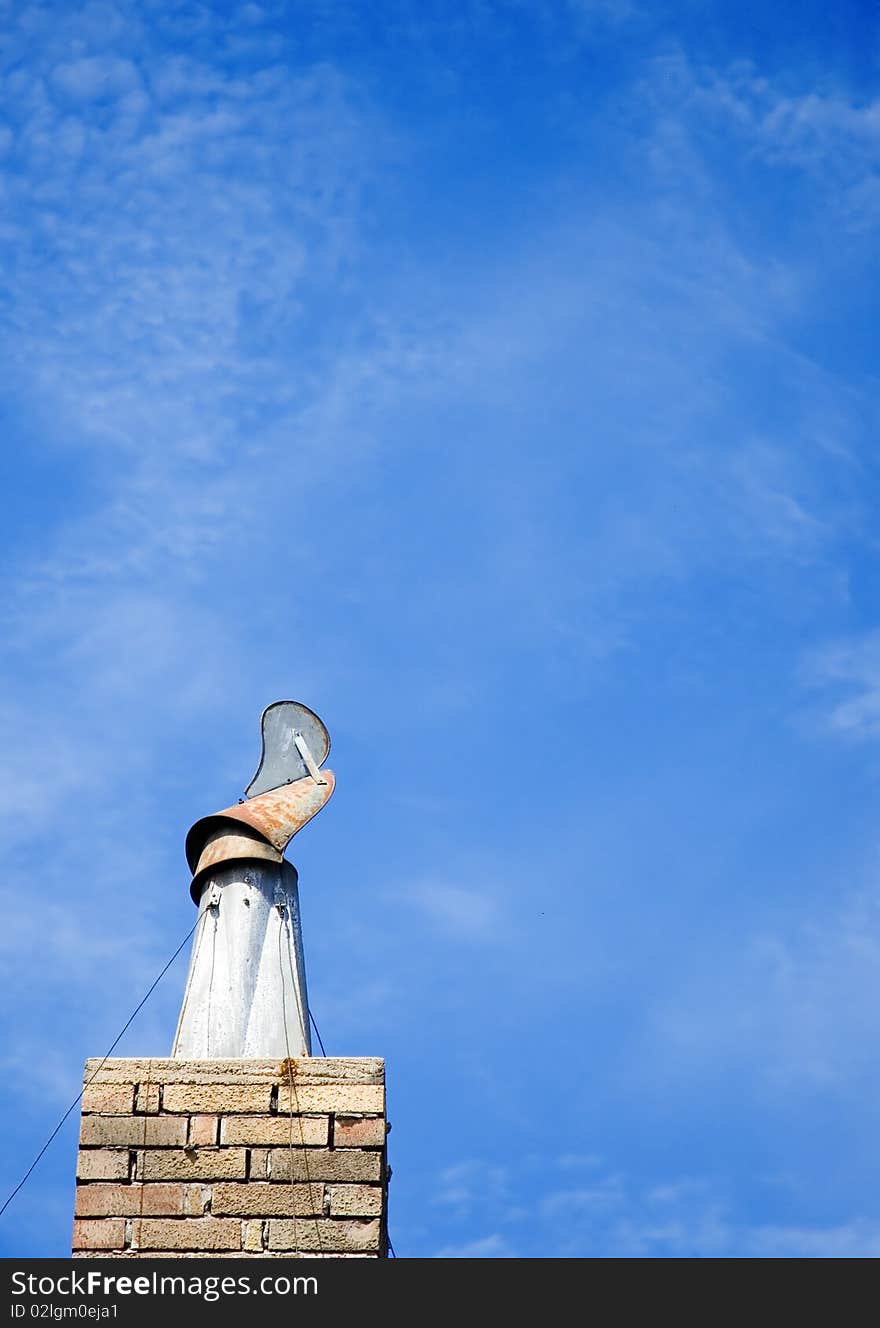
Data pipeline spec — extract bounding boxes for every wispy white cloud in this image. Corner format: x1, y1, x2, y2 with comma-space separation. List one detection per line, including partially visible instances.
638, 50, 880, 228
555, 1153, 603, 1171
2, 12, 869, 751
3, 0, 880, 1260
52, 54, 143, 101
0, 1, 415, 836
743, 1221, 880, 1258
433, 1160, 511, 1213
434, 1232, 515, 1258
540, 1175, 626, 1217
427, 1155, 880, 1257
403, 882, 504, 941
645, 879, 880, 1096
802, 632, 880, 740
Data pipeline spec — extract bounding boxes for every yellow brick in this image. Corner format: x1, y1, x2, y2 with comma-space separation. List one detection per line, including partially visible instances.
75, 1251, 368, 1259
212, 1182, 324, 1217
249, 1148, 269, 1180
334, 1116, 386, 1148
84, 1058, 383, 1085
135, 1084, 161, 1114
75, 1183, 204, 1217
161, 1085, 272, 1114
80, 1116, 187, 1148
137, 1149, 247, 1181
188, 1115, 218, 1146
81, 1085, 134, 1114
277, 1085, 384, 1114
72, 1219, 126, 1251
220, 1115, 328, 1146
133, 1218, 240, 1251
77, 1151, 129, 1182
267, 1149, 382, 1183
242, 1220, 264, 1252
326, 1184, 384, 1217
267, 1219, 381, 1252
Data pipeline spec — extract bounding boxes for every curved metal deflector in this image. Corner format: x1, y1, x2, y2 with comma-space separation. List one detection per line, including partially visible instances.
245, 700, 331, 798
185, 771, 336, 900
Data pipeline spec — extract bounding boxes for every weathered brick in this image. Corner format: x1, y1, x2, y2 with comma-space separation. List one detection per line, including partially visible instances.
242, 1220, 264, 1251
188, 1115, 218, 1146
135, 1084, 161, 1114
267, 1149, 382, 1183
133, 1218, 241, 1251
212, 1182, 324, 1217
77, 1151, 130, 1182
334, 1116, 386, 1148
75, 1250, 379, 1259
249, 1148, 269, 1180
81, 1084, 134, 1115
85, 1058, 383, 1086
75, 1183, 205, 1218
75, 1057, 388, 1258
267, 1219, 381, 1253
220, 1115, 328, 1146
276, 1058, 384, 1086
72, 1219, 126, 1251
162, 1084, 272, 1114
326, 1184, 384, 1217
277, 1085, 384, 1114
137, 1149, 247, 1181
80, 1116, 187, 1148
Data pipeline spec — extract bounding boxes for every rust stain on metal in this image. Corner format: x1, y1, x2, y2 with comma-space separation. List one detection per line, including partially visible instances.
185, 771, 336, 896
193, 824, 282, 876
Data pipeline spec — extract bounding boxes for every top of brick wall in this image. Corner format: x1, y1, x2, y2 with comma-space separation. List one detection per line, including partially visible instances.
82, 1058, 384, 1086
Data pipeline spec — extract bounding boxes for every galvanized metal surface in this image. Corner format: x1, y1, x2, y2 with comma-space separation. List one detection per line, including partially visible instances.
173, 701, 334, 1057
171, 856, 311, 1060
245, 700, 331, 798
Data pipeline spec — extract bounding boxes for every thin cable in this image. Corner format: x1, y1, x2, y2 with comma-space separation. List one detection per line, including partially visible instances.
0, 912, 202, 1221
388, 1236, 397, 1258
278, 911, 323, 1254
308, 1008, 327, 1057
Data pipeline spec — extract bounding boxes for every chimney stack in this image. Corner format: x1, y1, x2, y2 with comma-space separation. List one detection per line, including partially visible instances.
72, 703, 390, 1258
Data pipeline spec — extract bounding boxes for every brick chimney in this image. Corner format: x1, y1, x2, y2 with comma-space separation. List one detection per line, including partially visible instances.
73, 1057, 388, 1258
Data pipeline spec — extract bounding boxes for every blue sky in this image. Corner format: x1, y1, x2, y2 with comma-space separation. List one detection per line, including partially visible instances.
2, 0, 880, 1258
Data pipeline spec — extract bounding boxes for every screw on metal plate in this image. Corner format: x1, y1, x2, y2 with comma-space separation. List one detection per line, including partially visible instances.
274, 882, 287, 915
205, 883, 221, 912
